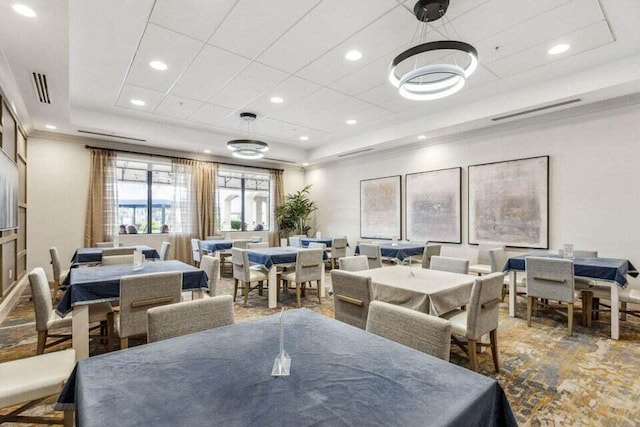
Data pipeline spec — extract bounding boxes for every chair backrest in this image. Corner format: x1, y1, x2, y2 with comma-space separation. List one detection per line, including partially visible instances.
308, 242, 326, 250
200, 255, 220, 296
338, 255, 369, 272
96, 242, 120, 248
421, 244, 442, 269
331, 237, 348, 259
294, 248, 324, 283
119, 271, 182, 339
488, 248, 508, 273
191, 239, 201, 262
430, 256, 469, 274
573, 249, 597, 258
289, 236, 301, 247
250, 236, 262, 242
147, 295, 235, 343
359, 243, 382, 269
366, 301, 452, 361
525, 257, 576, 302
231, 248, 250, 283
102, 254, 146, 265
246, 242, 269, 249
477, 243, 505, 265
331, 270, 372, 329
49, 247, 63, 282
232, 239, 252, 249
103, 247, 136, 256
206, 235, 224, 240
28, 267, 54, 332
159, 242, 171, 261
465, 272, 504, 340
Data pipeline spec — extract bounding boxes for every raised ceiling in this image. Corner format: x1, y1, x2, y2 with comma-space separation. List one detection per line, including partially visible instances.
1, 0, 640, 164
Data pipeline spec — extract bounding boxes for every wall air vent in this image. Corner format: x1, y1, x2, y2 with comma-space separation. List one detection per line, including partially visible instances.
491, 98, 582, 122
337, 148, 373, 158
77, 130, 146, 142
31, 72, 51, 104
264, 157, 297, 164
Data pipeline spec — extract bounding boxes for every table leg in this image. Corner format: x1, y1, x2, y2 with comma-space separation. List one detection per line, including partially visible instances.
508, 271, 517, 317
611, 284, 619, 340
268, 266, 278, 309
320, 263, 326, 297
72, 305, 89, 361
192, 290, 204, 300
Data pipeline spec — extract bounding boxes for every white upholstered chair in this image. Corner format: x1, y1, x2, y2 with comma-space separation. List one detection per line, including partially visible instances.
281, 248, 324, 307
103, 247, 135, 256
247, 242, 269, 249
231, 248, 268, 307
233, 239, 252, 249
338, 255, 369, 272
49, 247, 68, 299
430, 256, 469, 275
329, 237, 348, 269
367, 301, 452, 361
331, 270, 372, 329
159, 241, 171, 261
421, 244, 442, 269
199, 255, 220, 296
359, 243, 382, 269
101, 254, 146, 265
191, 239, 201, 265
469, 243, 505, 275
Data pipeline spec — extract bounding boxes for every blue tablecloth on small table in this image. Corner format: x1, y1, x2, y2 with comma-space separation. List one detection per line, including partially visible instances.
57, 309, 516, 426
56, 260, 208, 316
355, 242, 425, 261
300, 237, 334, 248
248, 246, 328, 269
200, 240, 233, 253
71, 246, 159, 264
505, 253, 638, 287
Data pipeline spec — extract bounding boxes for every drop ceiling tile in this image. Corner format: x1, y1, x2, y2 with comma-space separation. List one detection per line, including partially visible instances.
171, 45, 251, 102
116, 84, 165, 112
329, 55, 391, 95
209, 62, 289, 109
258, 0, 398, 73
209, 0, 320, 59
485, 21, 614, 78
149, 0, 237, 42
244, 76, 322, 118
126, 24, 202, 93
154, 95, 203, 119
189, 102, 235, 125
268, 88, 352, 123
303, 98, 382, 130
356, 83, 398, 106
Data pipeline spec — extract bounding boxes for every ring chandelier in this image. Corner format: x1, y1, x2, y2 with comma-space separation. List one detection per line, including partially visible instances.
226, 112, 269, 160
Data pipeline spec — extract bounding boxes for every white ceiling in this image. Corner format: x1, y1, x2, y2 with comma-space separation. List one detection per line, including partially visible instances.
1, 0, 640, 165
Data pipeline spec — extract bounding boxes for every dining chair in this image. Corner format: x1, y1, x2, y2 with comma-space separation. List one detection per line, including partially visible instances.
231, 248, 268, 307
571, 250, 599, 290
359, 243, 382, 269
430, 256, 469, 274
421, 244, 442, 269
489, 248, 526, 301
584, 284, 640, 325
440, 272, 504, 372
247, 242, 269, 249
199, 255, 220, 296
331, 270, 372, 329
469, 243, 505, 275
28, 267, 114, 354
96, 242, 120, 248
367, 301, 452, 361
329, 237, 348, 269
525, 257, 580, 336
103, 247, 135, 256
49, 247, 68, 300
281, 248, 324, 307
288, 236, 302, 247
101, 254, 145, 265
338, 255, 369, 272
250, 236, 263, 242
159, 241, 171, 261
116, 271, 183, 349
147, 295, 235, 343
233, 239, 252, 249
205, 235, 225, 240
191, 239, 201, 265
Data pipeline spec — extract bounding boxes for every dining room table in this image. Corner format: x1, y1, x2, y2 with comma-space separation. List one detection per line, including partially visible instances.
56, 309, 516, 427
56, 260, 209, 360
70, 245, 159, 264
299, 237, 334, 248
199, 239, 233, 254
247, 246, 328, 309
354, 241, 425, 262
504, 252, 638, 339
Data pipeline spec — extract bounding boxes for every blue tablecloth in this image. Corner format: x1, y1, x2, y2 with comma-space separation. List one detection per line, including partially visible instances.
505, 253, 638, 287
56, 261, 208, 316
300, 238, 334, 248
71, 246, 159, 264
355, 242, 425, 261
57, 309, 515, 426
200, 240, 233, 253
248, 246, 328, 269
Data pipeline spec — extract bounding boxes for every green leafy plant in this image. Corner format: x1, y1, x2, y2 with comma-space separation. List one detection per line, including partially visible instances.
276, 185, 317, 237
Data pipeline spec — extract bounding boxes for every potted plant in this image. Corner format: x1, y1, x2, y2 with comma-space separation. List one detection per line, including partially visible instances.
276, 185, 317, 238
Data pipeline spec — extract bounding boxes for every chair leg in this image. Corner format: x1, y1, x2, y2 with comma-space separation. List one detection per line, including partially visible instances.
582, 291, 593, 328
37, 331, 47, 355
233, 279, 238, 302
468, 339, 478, 372
317, 280, 322, 304
64, 410, 74, 427
258, 280, 264, 296
593, 298, 600, 320
527, 297, 533, 327
621, 301, 627, 321
568, 303, 574, 336
490, 330, 500, 373
243, 283, 249, 307
296, 283, 302, 308
120, 337, 128, 349
106, 312, 114, 351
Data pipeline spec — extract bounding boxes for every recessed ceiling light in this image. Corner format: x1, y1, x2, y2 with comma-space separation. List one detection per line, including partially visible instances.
418, 135, 426, 140
204, 149, 211, 154
149, 60, 168, 71
345, 50, 362, 61
45, 124, 57, 130
346, 119, 357, 125
270, 96, 284, 104
130, 99, 146, 106
302, 163, 309, 167
548, 43, 570, 55
12, 4, 36, 18
299, 136, 309, 141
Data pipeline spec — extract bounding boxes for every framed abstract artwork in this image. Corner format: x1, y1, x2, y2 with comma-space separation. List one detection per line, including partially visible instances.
468, 156, 549, 248
360, 175, 401, 239
406, 167, 461, 243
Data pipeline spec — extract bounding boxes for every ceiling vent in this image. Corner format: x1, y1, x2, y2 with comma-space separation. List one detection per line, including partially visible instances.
491, 98, 582, 122
338, 148, 373, 158
31, 72, 51, 104
77, 129, 146, 142
264, 157, 296, 164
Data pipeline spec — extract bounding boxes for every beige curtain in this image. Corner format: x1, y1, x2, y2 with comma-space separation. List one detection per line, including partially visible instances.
269, 170, 285, 247
195, 161, 217, 239
84, 149, 118, 247
170, 159, 198, 262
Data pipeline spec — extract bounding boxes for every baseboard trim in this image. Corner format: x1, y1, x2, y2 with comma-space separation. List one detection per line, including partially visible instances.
0, 275, 27, 325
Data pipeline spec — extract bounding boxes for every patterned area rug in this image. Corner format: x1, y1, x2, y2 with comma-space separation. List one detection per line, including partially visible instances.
2, 272, 640, 426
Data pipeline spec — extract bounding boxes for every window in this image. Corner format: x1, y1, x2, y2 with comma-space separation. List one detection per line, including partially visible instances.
217, 169, 270, 232
116, 159, 174, 234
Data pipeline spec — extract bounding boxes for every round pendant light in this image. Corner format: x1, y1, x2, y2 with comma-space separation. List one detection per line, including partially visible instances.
225, 113, 269, 160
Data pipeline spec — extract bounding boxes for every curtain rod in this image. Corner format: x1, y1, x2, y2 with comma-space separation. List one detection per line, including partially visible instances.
84, 145, 284, 172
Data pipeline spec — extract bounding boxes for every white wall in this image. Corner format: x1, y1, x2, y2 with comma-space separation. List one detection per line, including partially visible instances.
305, 105, 640, 286
27, 136, 305, 278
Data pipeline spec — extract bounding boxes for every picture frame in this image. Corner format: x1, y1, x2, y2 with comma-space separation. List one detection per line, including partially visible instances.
360, 175, 401, 239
